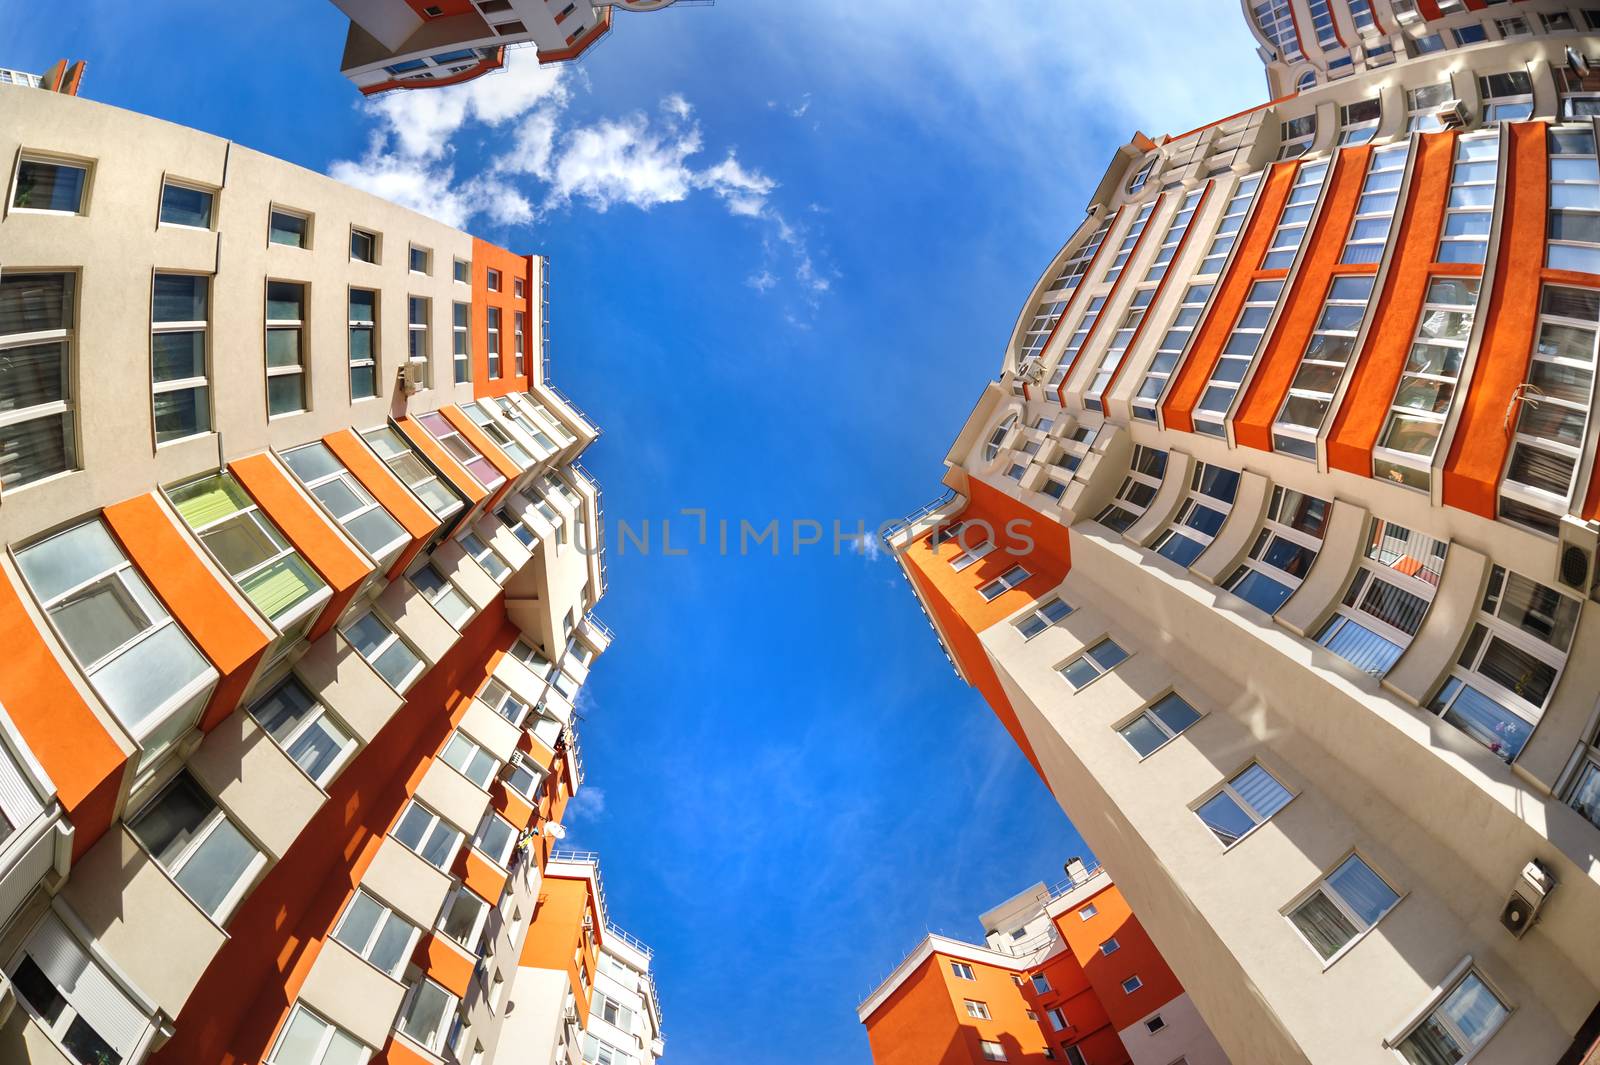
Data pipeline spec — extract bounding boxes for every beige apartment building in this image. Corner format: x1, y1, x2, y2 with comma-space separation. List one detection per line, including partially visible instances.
887, 2, 1600, 1063
0, 77, 663, 1065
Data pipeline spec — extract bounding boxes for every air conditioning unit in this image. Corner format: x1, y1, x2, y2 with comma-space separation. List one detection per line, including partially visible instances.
399, 361, 423, 394
1556, 516, 1599, 599
1569, 47, 1592, 80
1500, 860, 1555, 939
1021, 359, 1046, 385
583, 914, 594, 929
1435, 99, 1470, 130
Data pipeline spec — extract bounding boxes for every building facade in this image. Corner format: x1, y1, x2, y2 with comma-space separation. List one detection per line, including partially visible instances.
858, 860, 1229, 1065
887, 3, 1600, 1064
327, 0, 679, 96
0, 82, 661, 1065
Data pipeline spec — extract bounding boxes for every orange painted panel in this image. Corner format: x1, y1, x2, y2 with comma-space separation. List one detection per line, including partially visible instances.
372, 1037, 437, 1065
495, 786, 535, 831
416, 933, 474, 998
536, 6, 612, 64
1326, 130, 1458, 475
1442, 122, 1549, 518
1163, 161, 1299, 432
864, 952, 1057, 1065
900, 479, 1073, 780
325, 430, 439, 542
1234, 146, 1372, 451
463, 848, 509, 902
0, 568, 126, 861
1056, 195, 1165, 401
1053, 885, 1185, 1033
471, 237, 534, 399
397, 416, 488, 504
442, 405, 522, 481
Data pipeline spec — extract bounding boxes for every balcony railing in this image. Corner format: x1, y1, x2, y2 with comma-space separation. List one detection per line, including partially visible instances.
879, 488, 958, 550
1047, 860, 1104, 899
538, 258, 602, 440
581, 613, 615, 644
571, 461, 607, 593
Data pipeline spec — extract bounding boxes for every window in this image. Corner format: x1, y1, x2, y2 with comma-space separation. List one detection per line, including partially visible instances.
392, 801, 463, 869
1479, 71, 1533, 122
1342, 142, 1408, 266
1097, 445, 1167, 532
348, 289, 377, 400
1438, 133, 1499, 268
1394, 969, 1510, 1064
979, 566, 1030, 602
1371, 277, 1480, 489
1544, 11, 1576, 33
1273, 276, 1377, 458
1145, 186, 1203, 286
514, 277, 525, 298
1194, 762, 1293, 846
16, 520, 214, 761
1103, 201, 1155, 284
949, 539, 995, 571
159, 179, 213, 228
1429, 566, 1579, 761
408, 297, 431, 387
0, 271, 76, 488
1079, 903, 1097, 920
150, 273, 211, 443
1059, 638, 1128, 689
453, 302, 471, 384
1118, 692, 1201, 757
1018, 218, 1110, 363
478, 677, 529, 726
345, 611, 424, 692
486, 308, 502, 378
1065, 1048, 1087, 1065
408, 245, 430, 275
1411, 32, 1444, 56
334, 889, 419, 977
1122, 976, 1143, 993
1048, 1008, 1068, 1031
1316, 519, 1447, 676
1144, 1015, 1166, 1033
398, 977, 456, 1053
440, 730, 497, 789
1133, 281, 1213, 421
514, 311, 526, 376
282, 442, 409, 563
504, 752, 543, 799
413, 564, 472, 628
249, 676, 354, 786
498, 506, 536, 549
464, 404, 530, 466
167, 472, 328, 633
1566, 721, 1600, 830
1452, 24, 1487, 46
1030, 973, 1051, 993
1304, 0, 1338, 49
1500, 286, 1600, 533
1494, 15, 1528, 38
129, 770, 264, 919
12, 155, 87, 213
1153, 463, 1240, 566
454, 258, 470, 284
1252, 0, 1304, 61
984, 414, 1017, 461
1556, 65, 1600, 120
964, 999, 991, 1020
1194, 279, 1285, 437
1287, 853, 1400, 961
1224, 487, 1329, 613
362, 426, 462, 520
1338, 99, 1381, 145
417, 410, 504, 489
267, 1004, 366, 1065
1278, 115, 1316, 160
269, 209, 309, 248
10, 915, 145, 1065
266, 281, 307, 415
351, 229, 377, 264
1408, 83, 1451, 132
461, 531, 510, 582
1049, 296, 1106, 388
1126, 154, 1155, 195
487, 268, 501, 292
950, 961, 976, 981
1200, 173, 1261, 276
1100, 938, 1120, 955
438, 886, 489, 946
1014, 597, 1072, 639
980, 1041, 1007, 1062
1084, 288, 1154, 412
594, 991, 635, 1031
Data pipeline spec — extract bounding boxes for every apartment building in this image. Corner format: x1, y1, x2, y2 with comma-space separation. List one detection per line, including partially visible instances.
887, 3, 1600, 1063
858, 860, 1228, 1065
0, 81, 661, 1065
326, 0, 679, 96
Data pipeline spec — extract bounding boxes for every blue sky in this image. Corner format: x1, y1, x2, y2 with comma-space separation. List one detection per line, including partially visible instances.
10, 2, 1264, 1060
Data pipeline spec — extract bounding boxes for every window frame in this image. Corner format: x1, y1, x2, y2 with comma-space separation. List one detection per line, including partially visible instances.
332, 888, 420, 979
1222, 486, 1330, 614
1316, 518, 1447, 677
1283, 850, 1403, 967
247, 673, 356, 788
1115, 691, 1203, 759
145, 270, 213, 445
411, 561, 474, 629
407, 296, 431, 388
397, 975, 457, 1054
265, 279, 308, 417
391, 799, 464, 871
1058, 637, 1130, 691
350, 227, 379, 265
157, 177, 216, 231
362, 425, 464, 522
1192, 760, 1297, 850
9, 152, 91, 216
1387, 962, 1513, 1064
127, 769, 266, 923
0, 270, 78, 489
268, 205, 312, 250
267, 1003, 367, 1065
343, 609, 425, 693
348, 286, 378, 401
978, 565, 1031, 601
950, 960, 976, 981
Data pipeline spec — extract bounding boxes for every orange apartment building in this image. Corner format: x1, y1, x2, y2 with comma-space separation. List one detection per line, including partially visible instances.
0, 78, 663, 1065
859, 861, 1228, 1065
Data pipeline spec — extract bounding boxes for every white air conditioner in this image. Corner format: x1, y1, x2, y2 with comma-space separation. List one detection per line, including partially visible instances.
1556, 516, 1599, 599
1569, 47, 1592, 80
1500, 860, 1555, 939
1021, 359, 1046, 385
399, 361, 423, 394
1435, 99, 1470, 130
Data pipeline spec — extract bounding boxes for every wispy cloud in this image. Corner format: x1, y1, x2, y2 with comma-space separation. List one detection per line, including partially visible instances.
564, 785, 607, 824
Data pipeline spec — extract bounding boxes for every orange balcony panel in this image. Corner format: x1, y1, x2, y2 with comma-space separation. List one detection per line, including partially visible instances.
414, 932, 474, 999
397, 416, 488, 505
495, 786, 535, 831
442, 405, 522, 481
0, 567, 125, 860
463, 848, 509, 902
324, 429, 439, 578
102, 493, 271, 731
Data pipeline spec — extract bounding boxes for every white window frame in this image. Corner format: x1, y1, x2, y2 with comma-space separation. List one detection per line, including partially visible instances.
1133, 281, 1213, 421
281, 442, 409, 567
441, 730, 498, 789
1193, 277, 1286, 437
392, 800, 464, 871
9, 152, 90, 215
1222, 487, 1330, 613
1273, 275, 1378, 455
1059, 637, 1129, 690
333, 888, 420, 978
149, 271, 212, 445
267, 1003, 367, 1065
1096, 445, 1167, 531
1116, 691, 1203, 759
950, 960, 976, 981
978, 565, 1030, 601
128, 770, 266, 922
487, 307, 502, 378
1079, 903, 1097, 921
1152, 462, 1241, 566
453, 301, 471, 384
479, 678, 530, 726
363, 426, 463, 521
1100, 937, 1120, 955
407, 296, 431, 388
1014, 596, 1073, 639
350, 228, 379, 264
0, 271, 77, 488
1192, 761, 1296, 849
343, 609, 425, 693
1316, 519, 1447, 677
1371, 276, 1481, 489
1439, 131, 1500, 268
158, 177, 215, 230
461, 531, 510, 583
397, 976, 457, 1054
408, 244, 431, 276
268, 206, 312, 249
1122, 975, 1144, 994
964, 999, 991, 1020
418, 411, 504, 490
1407, 82, 1451, 132
1386, 962, 1512, 1064
514, 310, 527, 376
1338, 98, 1381, 145
1284, 851, 1402, 966
248, 674, 356, 788
266, 279, 307, 417
349, 286, 377, 401
437, 884, 491, 948
412, 562, 474, 629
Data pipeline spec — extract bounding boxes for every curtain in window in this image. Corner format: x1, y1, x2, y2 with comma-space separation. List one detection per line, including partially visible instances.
1359, 577, 1430, 635
1326, 856, 1397, 925
0, 341, 67, 414
1233, 764, 1291, 819
1290, 891, 1356, 959
0, 274, 71, 336
240, 556, 321, 621
171, 476, 250, 529
1398, 1016, 1463, 1065
1318, 616, 1404, 676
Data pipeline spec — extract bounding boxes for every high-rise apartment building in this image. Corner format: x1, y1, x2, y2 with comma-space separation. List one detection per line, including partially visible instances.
0, 80, 663, 1065
326, 0, 679, 96
858, 860, 1228, 1065
886, 3, 1600, 1063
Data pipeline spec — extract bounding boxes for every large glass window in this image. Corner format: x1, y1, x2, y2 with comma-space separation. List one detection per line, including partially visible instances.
1084, 289, 1153, 413
412, 563, 473, 628
248, 675, 354, 786
1338, 99, 1381, 146
1153, 463, 1240, 567
452, 302, 471, 384
0, 272, 76, 488
487, 308, 502, 379
1102, 201, 1155, 285
1438, 132, 1499, 265
267, 1004, 367, 1065
440, 730, 497, 788
348, 289, 377, 401
1133, 281, 1212, 422
1194, 762, 1292, 846
408, 296, 430, 387
151, 273, 211, 443
398, 977, 456, 1053
1274, 275, 1377, 457
333, 889, 418, 978
1287, 853, 1400, 961
10, 914, 145, 1065
1018, 218, 1110, 366
1372, 277, 1480, 490
1194, 279, 1285, 438
1047, 297, 1106, 390
16, 520, 214, 761
1548, 127, 1600, 274
437, 885, 489, 947
514, 311, 527, 376
266, 281, 307, 416
1479, 71, 1533, 122
978, 565, 1030, 602
417, 411, 504, 490
1262, 161, 1329, 271
1117, 692, 1201, 757
461, 531, 510, 582
281, 442, 408, 564
392, 800, 463, 869
1097, 445, 1168, 532
1014, 597, 1072, 639
159, 180, 213, 228
1395, 970, 1510, 1064
1429, 566, 1579, 762
167, 473, 328, 630
473, 811, 516, 866
128, 770, 263, 919
1059, 638, 1128, 690
1224, 487, 1328, 614
1407, 83, 1451, 132
1251, 0, 1304, 61
10, 156, 87, 213
362, 426, 462, 521
1316, 519, 1447, 676
344, 611, 424, 692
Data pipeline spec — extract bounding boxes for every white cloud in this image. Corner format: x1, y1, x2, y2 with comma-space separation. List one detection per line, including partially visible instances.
747, 269, 777, 292
850, 532, 884, 561
696, 154, 776, 218
545, 111, 703, 212
564, 786, 607, 824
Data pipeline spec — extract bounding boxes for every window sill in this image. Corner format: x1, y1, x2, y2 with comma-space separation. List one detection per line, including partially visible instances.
156, 430, 217, 450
